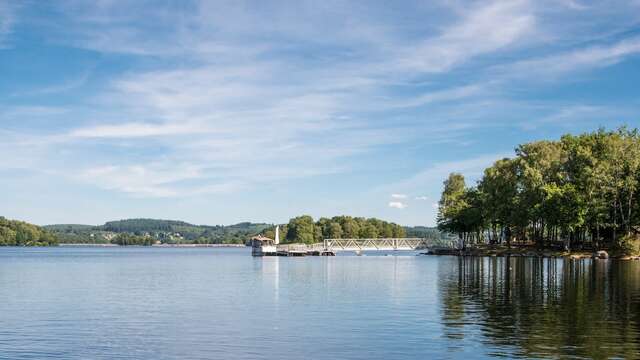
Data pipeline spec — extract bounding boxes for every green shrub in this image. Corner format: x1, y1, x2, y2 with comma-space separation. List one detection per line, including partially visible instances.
618, 235, 640, 256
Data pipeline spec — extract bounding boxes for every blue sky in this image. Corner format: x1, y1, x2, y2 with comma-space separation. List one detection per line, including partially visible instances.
1, 0, 639, 226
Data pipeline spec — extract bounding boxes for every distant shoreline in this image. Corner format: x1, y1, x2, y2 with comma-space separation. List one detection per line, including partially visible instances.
58, 243, 247, 248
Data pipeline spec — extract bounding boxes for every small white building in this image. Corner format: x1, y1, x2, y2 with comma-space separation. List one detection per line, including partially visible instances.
250, 226, 280, 256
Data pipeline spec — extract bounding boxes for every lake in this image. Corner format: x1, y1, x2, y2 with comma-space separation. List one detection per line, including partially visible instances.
0, 247, 639, 359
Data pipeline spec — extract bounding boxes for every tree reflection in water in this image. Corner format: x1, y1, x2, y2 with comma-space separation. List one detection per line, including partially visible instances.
439, 257, 640, 358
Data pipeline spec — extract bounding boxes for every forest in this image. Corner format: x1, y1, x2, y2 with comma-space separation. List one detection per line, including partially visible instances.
0, 217, 58, 246
437, 128, 640, 255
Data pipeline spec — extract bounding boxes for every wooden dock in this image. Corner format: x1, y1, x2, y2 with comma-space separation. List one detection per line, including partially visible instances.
275, 244, 335, 256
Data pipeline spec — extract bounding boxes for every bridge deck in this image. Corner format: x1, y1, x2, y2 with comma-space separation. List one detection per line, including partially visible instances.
322, 238, 433, 251
257, 238, 456, 256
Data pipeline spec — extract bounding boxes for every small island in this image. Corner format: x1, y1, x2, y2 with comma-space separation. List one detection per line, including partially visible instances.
436, 128, 640, 259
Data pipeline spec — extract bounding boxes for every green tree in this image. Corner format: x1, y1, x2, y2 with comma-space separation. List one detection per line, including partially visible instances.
478, 158, 519, 245
286, 215, 316, 244
437, 173, 469, 246
327, 222, 343, 238
0, 216, 59, 246
436, 127, 640, 254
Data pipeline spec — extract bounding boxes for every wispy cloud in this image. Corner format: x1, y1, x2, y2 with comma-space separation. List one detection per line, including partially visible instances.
497, 36, 640, 79
390, 194, 407, 199
0, 0, 16, 48
390, 84, 488, 109
521, 104, 626, 130
69, 122, 208, 138
395, 0, 535, 73
1, 105, 68, 119
11, 70, 92, 97
558, 0, 589, 11
77, 164, 242, 198
388, 201, 408, 209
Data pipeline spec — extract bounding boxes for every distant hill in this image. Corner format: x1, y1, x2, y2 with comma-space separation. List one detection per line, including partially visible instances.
43, 224, 95, 232
45, 219, 271, 245
101, 219, 194, 233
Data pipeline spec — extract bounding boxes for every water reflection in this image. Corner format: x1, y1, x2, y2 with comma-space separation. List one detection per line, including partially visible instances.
439, 257, 640, 358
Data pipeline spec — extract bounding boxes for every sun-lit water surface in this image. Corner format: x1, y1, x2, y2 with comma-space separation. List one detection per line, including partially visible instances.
0, 247, 639, 359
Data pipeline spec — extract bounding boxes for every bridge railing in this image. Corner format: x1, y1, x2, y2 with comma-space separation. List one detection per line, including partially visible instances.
271, 238, 458, 253
320, 238, 457, 251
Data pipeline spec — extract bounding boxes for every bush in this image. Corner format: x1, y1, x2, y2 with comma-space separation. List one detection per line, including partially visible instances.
618, 235, 640, 256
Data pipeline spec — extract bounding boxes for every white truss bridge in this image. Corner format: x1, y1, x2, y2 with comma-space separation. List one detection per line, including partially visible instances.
317, 238, 456, 252
252, 233, 457, 256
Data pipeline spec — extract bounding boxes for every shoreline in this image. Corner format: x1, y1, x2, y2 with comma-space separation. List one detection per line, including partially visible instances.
58, 243, 247, 248
424, 247, 640, 260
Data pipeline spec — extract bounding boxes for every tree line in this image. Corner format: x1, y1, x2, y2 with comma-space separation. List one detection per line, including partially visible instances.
262, 215, 407, 244
437, 128, 640, 254
46, 219, 271, 245
111, 233, 155, 246
0, 217, 58, 246
101, 219, 193, 233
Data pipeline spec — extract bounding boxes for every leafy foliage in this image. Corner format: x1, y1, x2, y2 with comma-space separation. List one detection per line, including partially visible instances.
437, 128, 640, 254
0, 217, 58, 246
262, 215, 407, 244
111, 233, 155, 246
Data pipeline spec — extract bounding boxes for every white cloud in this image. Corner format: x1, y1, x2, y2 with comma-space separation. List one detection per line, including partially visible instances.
388, 201, 407, 209
390, 84, 487, 109
498, 37, 640, 79
415, 196, 429, 201
390, 193, 407, 199
396, 0, 535, 73
69, 122, 208, 138
78, 164, 204, 198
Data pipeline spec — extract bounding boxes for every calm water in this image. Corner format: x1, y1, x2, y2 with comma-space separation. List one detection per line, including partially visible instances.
1, 248, 639, 359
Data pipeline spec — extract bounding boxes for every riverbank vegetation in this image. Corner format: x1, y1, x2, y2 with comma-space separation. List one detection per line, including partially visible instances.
0, 217, 58, 246
437, 128, 640, 255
